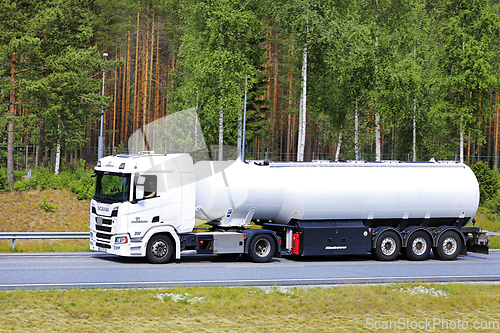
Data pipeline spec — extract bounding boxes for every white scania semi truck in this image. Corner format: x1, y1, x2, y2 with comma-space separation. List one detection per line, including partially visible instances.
89, 152, 488, 263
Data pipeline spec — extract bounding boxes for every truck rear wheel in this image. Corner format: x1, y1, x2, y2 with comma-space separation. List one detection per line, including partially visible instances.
404, 231, 431, 261
433, 230, 462, 260
374, 230, 401, 261
146, 234, 174, 264
247, 234, 275, 263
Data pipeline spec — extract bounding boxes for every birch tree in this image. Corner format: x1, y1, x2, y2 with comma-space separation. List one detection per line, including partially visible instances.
175, 0, 264, 160
271, 0, 337, 161
438, 0, 499, 163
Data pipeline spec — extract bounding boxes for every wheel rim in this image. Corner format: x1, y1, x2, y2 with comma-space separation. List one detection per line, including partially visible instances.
442, 237, 457, 256
254, 238, 271, 258
412, 237, 427, 256
151, 240, 168, 259
381, 237, 396, 256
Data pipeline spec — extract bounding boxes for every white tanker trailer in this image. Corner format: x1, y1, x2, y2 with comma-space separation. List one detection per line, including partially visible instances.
89, 152, 488, 263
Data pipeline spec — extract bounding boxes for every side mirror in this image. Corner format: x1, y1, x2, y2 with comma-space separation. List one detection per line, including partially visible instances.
132, 175, 145, 203
136, 185, 144, 201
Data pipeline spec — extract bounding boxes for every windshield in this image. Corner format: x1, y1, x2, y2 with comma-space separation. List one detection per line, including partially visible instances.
94, 172, 131, 203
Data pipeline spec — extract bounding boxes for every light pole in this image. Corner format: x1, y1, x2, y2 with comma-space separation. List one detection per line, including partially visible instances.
241, 76, 248, 161
98, 52, 108, 160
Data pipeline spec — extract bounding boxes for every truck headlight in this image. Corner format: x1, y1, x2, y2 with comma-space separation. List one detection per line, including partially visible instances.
115, 236, 128, 244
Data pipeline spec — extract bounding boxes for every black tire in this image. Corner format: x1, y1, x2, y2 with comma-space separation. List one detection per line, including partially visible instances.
404, 231, 431, 261
247, 234, 276, 263
146, 234, 174, 264
433, 230, 462, 261
374, 230, 401, 261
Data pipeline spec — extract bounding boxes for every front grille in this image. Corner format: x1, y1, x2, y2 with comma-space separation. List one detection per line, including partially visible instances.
96, 225, 112, 233
96, 232, 112, 240
95, 217, 112, 226
96, 242, 111, 249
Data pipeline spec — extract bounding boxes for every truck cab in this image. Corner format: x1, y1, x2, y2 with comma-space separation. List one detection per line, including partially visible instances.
89, 152, 196, 259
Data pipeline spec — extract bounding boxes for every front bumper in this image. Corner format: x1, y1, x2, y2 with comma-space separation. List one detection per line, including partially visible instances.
89, 230, 145, 257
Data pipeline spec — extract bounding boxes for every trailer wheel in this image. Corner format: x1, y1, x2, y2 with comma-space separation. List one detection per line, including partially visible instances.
374, 230, 401, 261
404, 231, 431, 261
433, 231, 462, 261
247, 234, 275, 263
146, 234, 174, 264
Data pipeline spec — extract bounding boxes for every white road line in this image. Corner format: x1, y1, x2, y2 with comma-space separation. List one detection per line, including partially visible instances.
2, 275, 500, 290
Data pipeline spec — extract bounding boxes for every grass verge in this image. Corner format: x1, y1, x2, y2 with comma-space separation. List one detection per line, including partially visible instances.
474, 207, 500, 249
1, 283, 500, 332
0, 189, 90, 253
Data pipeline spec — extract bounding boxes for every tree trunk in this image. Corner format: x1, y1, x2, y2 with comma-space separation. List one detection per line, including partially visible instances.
297, 26, 308, 162
113, 67, 118, 149
495, 91, 499, 168
133, 11, 140, 135
413, 98, 417, 161
37, 119, 45, 167
237, 99, 242, 159
335, 131, 342, 162
375, 113, 381, 161
374, 1, 381, 162
286, 115, 291, 161
487, 90, 493, 167
355, 99, 359, 161
142, 13, 150, 147
154, 24, 160, 121
460, 117, 464, 163
7, 53, 16, 185
55, 125, 61, 175
218, 102, 224, 161
120, 49, 127, 147
124, 28, 132, 144
286, 51, 293, 161
273, 34, 279, 151
375, 34, 381, 162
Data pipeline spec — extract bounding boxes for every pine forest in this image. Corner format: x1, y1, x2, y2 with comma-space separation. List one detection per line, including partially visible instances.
1, 0, 500, 185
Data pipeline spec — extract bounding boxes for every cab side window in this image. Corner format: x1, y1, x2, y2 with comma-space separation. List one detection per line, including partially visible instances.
134, 175, 157, 200
143, 175, 157, 198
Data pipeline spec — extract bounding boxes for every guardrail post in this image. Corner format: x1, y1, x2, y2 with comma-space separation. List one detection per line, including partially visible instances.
12, 239, 15, 251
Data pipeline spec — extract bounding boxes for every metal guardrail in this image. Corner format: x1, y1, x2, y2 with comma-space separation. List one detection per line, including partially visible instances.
0, 232, 89, 251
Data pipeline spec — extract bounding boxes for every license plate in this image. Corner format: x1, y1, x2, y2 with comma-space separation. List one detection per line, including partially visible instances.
98, 247, 107, 253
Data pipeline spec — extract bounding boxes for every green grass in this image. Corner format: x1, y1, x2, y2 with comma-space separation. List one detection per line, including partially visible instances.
1, 283, 499, 332
474, 207, 500, 249
0, 239, 91, 253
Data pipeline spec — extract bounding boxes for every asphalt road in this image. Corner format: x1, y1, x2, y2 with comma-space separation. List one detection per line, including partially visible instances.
1, 250, 499, 290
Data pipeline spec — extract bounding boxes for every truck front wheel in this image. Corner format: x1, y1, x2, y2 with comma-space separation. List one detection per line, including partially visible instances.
146, 234, 174, 264
374, 230, 401, 261
247, 234, 275, 263
433, 231, 462, 260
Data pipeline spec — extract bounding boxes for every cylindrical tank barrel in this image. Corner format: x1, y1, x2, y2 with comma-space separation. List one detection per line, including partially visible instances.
194, 160, 479, 228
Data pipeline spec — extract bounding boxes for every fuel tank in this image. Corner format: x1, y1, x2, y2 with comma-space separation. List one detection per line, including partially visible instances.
194, 159, 480, 228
